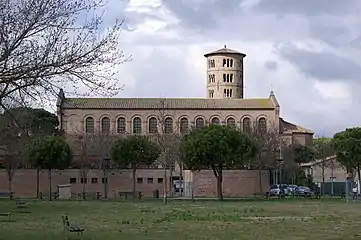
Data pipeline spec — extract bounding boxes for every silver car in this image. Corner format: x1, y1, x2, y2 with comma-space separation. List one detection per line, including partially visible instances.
268, 184, 290, 196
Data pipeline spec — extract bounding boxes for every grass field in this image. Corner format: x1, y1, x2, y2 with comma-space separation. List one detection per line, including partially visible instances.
0, 198, 360, 240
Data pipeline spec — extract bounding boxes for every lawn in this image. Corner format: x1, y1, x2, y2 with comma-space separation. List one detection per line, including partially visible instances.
0, 198, 360, 240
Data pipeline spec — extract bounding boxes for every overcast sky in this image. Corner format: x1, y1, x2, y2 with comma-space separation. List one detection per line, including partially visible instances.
85, 0, 361, 137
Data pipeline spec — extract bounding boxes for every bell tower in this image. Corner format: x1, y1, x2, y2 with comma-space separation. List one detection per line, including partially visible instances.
204, 45, 246, 99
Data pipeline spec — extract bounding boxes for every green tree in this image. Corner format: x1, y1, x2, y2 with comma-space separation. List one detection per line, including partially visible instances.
110, 135, 161, 198
25, 136, 72, 200
292, 145, 314, 164
333, 128, 361, 180
180, 125, 258, 200
0, 107, 59, 198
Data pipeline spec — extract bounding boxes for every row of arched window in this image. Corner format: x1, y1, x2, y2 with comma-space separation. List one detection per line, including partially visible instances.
84, 116, 268, 135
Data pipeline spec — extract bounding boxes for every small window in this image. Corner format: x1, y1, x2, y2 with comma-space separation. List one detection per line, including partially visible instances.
158, 178, 163, 184
223, 59, 226, 67
227, 59, 230, 67
137, 178, 143, 184
69, 178, 76, 184
230, 74, 233, 82
223, 74, 226, 82
147, 178, 153, 184
102, 178, 108, 184
209, 90, 214, 98
230, 59, 233, 67
80, 178, 87, 184
91, 178, 98, 184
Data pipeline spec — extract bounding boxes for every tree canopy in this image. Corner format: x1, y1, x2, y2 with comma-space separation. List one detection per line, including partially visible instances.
180, 125, 258, 200
25, 135, 72, 170
333, 127, 361, 178
292, 145, 315, 164
0, 107, 58, 135
110, 135, 161, 170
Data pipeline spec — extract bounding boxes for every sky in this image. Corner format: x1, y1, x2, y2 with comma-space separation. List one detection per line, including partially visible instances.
75, 0, 361, 137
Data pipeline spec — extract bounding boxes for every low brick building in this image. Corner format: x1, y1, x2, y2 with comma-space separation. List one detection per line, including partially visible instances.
0, 169, 269, 198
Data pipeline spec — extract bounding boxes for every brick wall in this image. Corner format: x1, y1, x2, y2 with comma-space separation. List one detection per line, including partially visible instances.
0, 169, 171, 198
0, 169, 269, 198
190, 170, 269, 197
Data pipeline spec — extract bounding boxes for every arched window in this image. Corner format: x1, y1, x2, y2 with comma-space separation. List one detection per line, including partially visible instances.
195, 117, 204, 129
180, 117, 189, 134
133, 117, 142, 134
242, 117, 251, 134
85, 117, 94, 133
211, 117, 220, 125
117, 117, 126, 133
148, 117, 157, 134
258, 117, 267, 134
226, 117, 236, 127
164, 117, 173, 133
101, 117, 110, 133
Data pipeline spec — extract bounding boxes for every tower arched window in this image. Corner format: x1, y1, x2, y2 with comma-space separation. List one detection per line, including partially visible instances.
226, 117, 236, 127
85, 117, 94, 133
133, 117, 142, 134
223, 59, 226, 67
258, 117, 267, 134
230, 74, 233, 82
242, 117, 251, 134
180, 117, 189, 134
211, 117, 220, 125
164, 117, 173, 133
148, 117, 157, 134
230, 59, 233, 67
101, 117, 110, 133
195, 117, 205, 128
117, 117, 126, 133
223, 74, 226, 82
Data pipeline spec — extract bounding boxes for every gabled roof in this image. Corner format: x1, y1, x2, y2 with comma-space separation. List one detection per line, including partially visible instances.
204, 45, 246, 57
279, 118, 314, 134
60, 98, 275, 110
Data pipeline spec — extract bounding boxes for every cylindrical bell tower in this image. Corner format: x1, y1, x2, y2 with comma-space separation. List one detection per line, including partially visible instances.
204, 45, 246, 99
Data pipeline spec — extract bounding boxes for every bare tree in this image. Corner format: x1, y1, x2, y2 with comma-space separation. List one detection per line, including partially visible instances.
248, 122, 280, 192
152, 99, 182, 204
92, 132, 115, 198
0, 0, 130, 110
0, 125, 26, 199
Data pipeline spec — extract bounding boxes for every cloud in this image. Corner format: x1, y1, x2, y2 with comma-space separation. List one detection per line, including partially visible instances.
54, 0, 361, 136
275, 43, 361, 81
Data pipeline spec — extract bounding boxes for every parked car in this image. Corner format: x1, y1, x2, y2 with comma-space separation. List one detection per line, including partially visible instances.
288, 185, 298, 194
294, 186, 312, 197
268, 184, 290, 197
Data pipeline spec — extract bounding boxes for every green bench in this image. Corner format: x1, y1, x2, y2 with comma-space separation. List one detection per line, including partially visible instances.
0, 212, 11, 221
61, 215, 85, 240
15, 199, 28, 213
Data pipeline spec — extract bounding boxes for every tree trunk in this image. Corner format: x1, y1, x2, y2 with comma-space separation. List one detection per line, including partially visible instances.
163, 167, 167, 205
169, 162, 173, 197
321, 163, 325, 196
103, 169, 108, 198
82, 173, 86, 200
36, 168, 40, 198
216, 175, 223, 200
357, 164, 361, 194
179, 163, 183, 197
191, 179, 195, 203
8, 177, 12, 200
212, 167, 223, 200
258, 169, 263, 193
132, 168, 136, 199
48, 169, 52, 201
